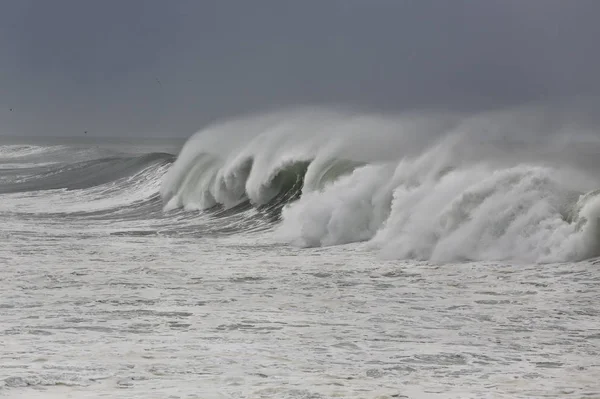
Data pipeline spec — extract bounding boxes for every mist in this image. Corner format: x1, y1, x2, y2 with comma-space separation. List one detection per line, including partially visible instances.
1, 0, 600, 137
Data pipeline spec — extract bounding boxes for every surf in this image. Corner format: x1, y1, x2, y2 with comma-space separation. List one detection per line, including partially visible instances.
161, 103, 600, 262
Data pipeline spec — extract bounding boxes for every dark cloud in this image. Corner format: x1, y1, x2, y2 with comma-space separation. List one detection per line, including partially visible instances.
1, 0, 599, 137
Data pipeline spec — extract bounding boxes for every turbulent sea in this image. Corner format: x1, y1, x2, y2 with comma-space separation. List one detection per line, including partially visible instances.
1, 108, 600, 398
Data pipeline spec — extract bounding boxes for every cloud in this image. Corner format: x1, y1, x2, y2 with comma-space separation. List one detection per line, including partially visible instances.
1, 0, 599, 137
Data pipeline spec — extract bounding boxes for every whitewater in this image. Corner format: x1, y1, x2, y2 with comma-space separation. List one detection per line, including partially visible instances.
163, 105, 600, 263
1, 106, 599, 398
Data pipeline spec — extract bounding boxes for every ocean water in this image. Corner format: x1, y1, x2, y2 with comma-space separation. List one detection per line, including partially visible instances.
1, 108, 600, 398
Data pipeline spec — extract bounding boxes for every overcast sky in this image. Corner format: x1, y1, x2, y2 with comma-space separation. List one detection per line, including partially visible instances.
1, 0, 599, 137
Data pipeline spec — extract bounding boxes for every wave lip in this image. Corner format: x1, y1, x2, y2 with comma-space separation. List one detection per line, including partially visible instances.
160, 109, 412, 212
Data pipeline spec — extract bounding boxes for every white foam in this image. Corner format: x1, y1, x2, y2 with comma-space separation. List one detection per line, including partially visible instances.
278, 149, 600, 263
164, 104, 600, 262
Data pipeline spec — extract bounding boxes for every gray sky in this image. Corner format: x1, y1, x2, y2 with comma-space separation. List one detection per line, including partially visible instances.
1, 0, 600, 137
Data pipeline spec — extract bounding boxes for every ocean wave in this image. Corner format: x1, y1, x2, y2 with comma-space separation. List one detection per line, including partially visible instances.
0, 151, 174, 218
0, 152, 174, 194
0, 144, 121, 165
163, 105, 600, 262
0, 144, 68, 160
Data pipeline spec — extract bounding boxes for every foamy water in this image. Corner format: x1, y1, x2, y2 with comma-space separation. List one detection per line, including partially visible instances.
2, 222, 599, 399
1, 107, 600, 398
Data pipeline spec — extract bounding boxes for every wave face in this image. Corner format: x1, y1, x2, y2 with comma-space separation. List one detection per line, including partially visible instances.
163, 104, 600, 263
0, 145, 174, 218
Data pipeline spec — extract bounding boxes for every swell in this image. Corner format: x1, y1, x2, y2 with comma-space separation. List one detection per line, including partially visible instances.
162, 106, 600, 263
0, 144, 70, 161
0, 151, 175, 220
0, 152, 174, 194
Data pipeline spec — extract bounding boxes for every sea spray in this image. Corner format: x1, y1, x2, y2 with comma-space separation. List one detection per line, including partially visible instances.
162, 104, 600, 262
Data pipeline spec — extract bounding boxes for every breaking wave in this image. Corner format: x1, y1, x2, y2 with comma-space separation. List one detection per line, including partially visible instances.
163, 104, 600, 263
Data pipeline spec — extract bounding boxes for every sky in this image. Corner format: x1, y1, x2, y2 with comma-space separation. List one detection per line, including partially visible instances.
1, 0, 600, 137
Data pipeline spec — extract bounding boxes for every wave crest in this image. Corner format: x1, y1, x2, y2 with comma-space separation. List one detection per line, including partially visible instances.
163, 105, 600, 262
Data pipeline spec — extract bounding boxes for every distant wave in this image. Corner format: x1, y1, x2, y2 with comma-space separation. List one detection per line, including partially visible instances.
0, 151, 173, 194
0, 144, 68, 159
0, 145, 76, 169
0, 146, 174, 218
163, 105, 600, 262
